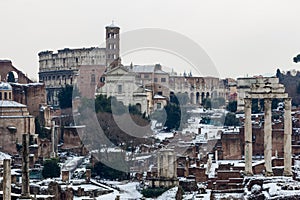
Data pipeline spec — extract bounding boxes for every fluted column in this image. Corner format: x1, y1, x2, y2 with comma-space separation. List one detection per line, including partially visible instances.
264, 98, 273, 176
244, 98, 253, 175
283, 98, 293, 176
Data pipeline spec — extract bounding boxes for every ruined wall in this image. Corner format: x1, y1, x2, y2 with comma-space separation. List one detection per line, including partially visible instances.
12, 83, 46, 117
38, 48, 106, 72
0, 60, 33, 84
221, 132, 242, 160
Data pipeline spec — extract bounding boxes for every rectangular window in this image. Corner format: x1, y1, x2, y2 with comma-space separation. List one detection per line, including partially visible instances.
118, 85, 122, 94
157, 103, 161, 109
91, 74, 95, 83
144, 74, 149, 79
161, 78, 166, 82
154, 78, 158, 82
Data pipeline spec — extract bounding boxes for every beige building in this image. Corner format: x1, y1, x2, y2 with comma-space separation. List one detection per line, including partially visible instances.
97, 66, 150, 115
130, 64, 170, 97
0, 82, 37, 154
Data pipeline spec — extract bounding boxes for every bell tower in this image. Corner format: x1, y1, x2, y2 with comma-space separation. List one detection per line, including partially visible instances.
105, 21, 120, 68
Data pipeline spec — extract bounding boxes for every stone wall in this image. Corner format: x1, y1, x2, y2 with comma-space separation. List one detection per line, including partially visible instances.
0, 116, 35, 154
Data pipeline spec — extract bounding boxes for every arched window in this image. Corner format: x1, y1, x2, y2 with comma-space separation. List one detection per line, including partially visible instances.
4, 92, 7, 100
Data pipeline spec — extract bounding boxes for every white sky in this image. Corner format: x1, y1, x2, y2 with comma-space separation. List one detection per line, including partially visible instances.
1, 0, 300, 80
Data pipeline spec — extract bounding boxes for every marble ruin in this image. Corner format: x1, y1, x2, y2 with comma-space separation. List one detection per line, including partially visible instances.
243, 77, 292, 176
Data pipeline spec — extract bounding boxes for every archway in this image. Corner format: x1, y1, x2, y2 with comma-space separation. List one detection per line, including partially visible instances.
136, 103, 141, 113
6, 71, 18, 83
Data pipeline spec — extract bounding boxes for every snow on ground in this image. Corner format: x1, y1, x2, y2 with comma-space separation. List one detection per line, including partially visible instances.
155, 132, 175, 141
74, 181, 142, 200
61, 156, 84, 172
156, 187, 178, 200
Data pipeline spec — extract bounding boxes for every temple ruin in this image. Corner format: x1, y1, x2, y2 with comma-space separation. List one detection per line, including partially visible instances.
243, 77, 292, 176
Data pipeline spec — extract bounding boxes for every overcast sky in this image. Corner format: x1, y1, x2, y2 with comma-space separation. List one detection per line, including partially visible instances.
1, 0, 300, 80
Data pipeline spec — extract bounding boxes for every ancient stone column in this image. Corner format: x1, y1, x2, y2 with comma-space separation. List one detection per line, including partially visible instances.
3, 159, 11, 200
283, 98, 293, 176
264, 98, 273, 176
21, 134, 30, 198
51, 121, 56, 158
244, 98, 253, 175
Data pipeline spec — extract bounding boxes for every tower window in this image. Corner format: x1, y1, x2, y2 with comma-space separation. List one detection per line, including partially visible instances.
4, 92, 7, 100
91, 74, 95, 83
118, 85, 122, 94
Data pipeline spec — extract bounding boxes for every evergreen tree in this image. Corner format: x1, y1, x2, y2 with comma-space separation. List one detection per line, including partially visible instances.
42, 159, 60, 178
226, 101, 237, 112
224, 112, 240, 126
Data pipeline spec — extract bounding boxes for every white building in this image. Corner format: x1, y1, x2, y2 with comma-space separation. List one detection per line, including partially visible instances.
97, 66, 151, 115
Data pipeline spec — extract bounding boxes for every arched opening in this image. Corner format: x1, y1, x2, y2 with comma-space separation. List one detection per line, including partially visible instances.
136, 103, 141, 113
206, 92, 210, 98
6, 71, 18, 83
196, 92, 200, 104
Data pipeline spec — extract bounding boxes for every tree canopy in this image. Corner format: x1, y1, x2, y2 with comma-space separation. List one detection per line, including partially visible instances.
58, 85, 75, 109
42, 158, 60, 178
226, 101, 237, 112
224, 112, 240, 126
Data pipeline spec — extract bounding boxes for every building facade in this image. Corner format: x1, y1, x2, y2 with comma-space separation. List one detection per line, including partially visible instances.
0, 82, 37, 154
38, 23, 120, 106
97, 66, 150, 115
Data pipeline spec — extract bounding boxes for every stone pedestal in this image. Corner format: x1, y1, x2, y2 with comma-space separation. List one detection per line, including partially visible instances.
264, 98, 273, 176
62, 171, 70, 182
283, 98, 293, 176
244, 98, 253, 175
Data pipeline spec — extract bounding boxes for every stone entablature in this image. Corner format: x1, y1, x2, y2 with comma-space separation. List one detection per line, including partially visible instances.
237, 77, 286, 111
